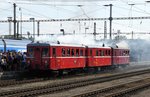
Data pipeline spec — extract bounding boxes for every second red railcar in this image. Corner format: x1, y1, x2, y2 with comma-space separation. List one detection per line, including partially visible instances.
86, 46, 112, 67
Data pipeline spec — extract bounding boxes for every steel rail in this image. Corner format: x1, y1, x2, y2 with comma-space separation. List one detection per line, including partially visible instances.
0, 68, 150, 97
72, 78, 150, 97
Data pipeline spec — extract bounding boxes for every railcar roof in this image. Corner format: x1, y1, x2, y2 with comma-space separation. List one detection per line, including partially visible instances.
87, 45, 111, 49
27, 42, 129, 50
27, 42, 86, 47
51, 44, 86, 47
113, 48, 130, 50
27, 43, 50, 46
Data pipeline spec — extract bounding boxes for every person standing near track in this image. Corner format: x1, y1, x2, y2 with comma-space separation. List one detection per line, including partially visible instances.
21, 52, 26, 70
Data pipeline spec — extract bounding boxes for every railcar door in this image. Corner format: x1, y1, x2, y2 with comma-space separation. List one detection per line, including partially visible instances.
111, 47, 114, 65
89, 48, 93, 66
51, 47, 57, 70
34, 47, 42, 69
42, 47, 49, 70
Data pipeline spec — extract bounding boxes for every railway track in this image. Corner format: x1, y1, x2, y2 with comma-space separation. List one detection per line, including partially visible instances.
1, 63, 150, 87
0, 67, 126, 87
0, 68, 150, 97
0, 78, 45, 87
72, 78, 150, 97
0, 71, 98, 87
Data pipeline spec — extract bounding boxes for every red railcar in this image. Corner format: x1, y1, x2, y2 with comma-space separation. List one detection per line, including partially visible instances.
112, 48, 130, 66
26, 43, 86, 70
86, 46, 112, 67
26, 42, 130, 71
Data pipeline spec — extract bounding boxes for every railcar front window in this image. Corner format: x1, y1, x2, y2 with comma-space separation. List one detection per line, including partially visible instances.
28, 48, 34, 57
42, 48, 49, 57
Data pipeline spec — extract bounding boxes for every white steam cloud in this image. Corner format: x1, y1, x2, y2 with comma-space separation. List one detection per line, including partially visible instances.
116, 41, 129, 49
35, 35, 150, 63
35, 34, 110, 47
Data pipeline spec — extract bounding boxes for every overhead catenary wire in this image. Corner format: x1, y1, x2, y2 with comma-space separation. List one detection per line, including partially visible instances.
17, 2, 104, 34
119, 0, 150, 15
15, 2, 102, 35
1, 0, 150, 37
17, 6, 53, 19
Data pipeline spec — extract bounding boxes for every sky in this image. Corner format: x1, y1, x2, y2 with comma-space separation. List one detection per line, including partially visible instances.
1, 0, 150, 40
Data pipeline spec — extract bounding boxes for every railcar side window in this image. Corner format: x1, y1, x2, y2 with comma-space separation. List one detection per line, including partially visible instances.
96, 50, 99, 56
67, 49, 70, 56
90, 50, 92, 56
108, 50, 110, 56
80, 49, 83, 56
42, 48, 49, 57
71, 49, 74, 56
122, 51, 124, 56
106, 50, 108, 56
99, 50, 101, 56
103, 50, 105, 56
123, 51, 126, 56
52, 48, 56, 56
100, 50, 104, 56
120, 51, 121, 56
76, 49, 79, 56
127, 51, 129, 55
28, 48, 34, 57
62, 48, 65, 56
116, 51, 117, 56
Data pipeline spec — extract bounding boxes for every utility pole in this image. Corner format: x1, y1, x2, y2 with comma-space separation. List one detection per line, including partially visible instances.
30, 18, 35, 40
78, 21, 81, 33
104, 21, 107, 39
2, 39, 6, 52
13, 3, 16, 39
104, 4, 113, 40
17, 21, 19, 39
8, 17, 12, 36
132, 31, 133, 39
19, 7, 22, 39
93, 22, 96, 40
109, 4, 113, 40
37, 21, 40, 36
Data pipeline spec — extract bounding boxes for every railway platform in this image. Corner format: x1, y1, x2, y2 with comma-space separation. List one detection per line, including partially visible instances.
0, 70, 25, 80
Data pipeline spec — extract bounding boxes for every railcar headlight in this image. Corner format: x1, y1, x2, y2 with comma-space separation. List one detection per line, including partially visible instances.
45, 60, 49, 69
45, 60, 48, 64
27, 60, 30, 64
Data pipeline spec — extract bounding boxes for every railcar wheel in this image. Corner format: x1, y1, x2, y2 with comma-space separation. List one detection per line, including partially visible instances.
94, 67, 98, 73
120, 64, 128, 68
58, 70, 63, 76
